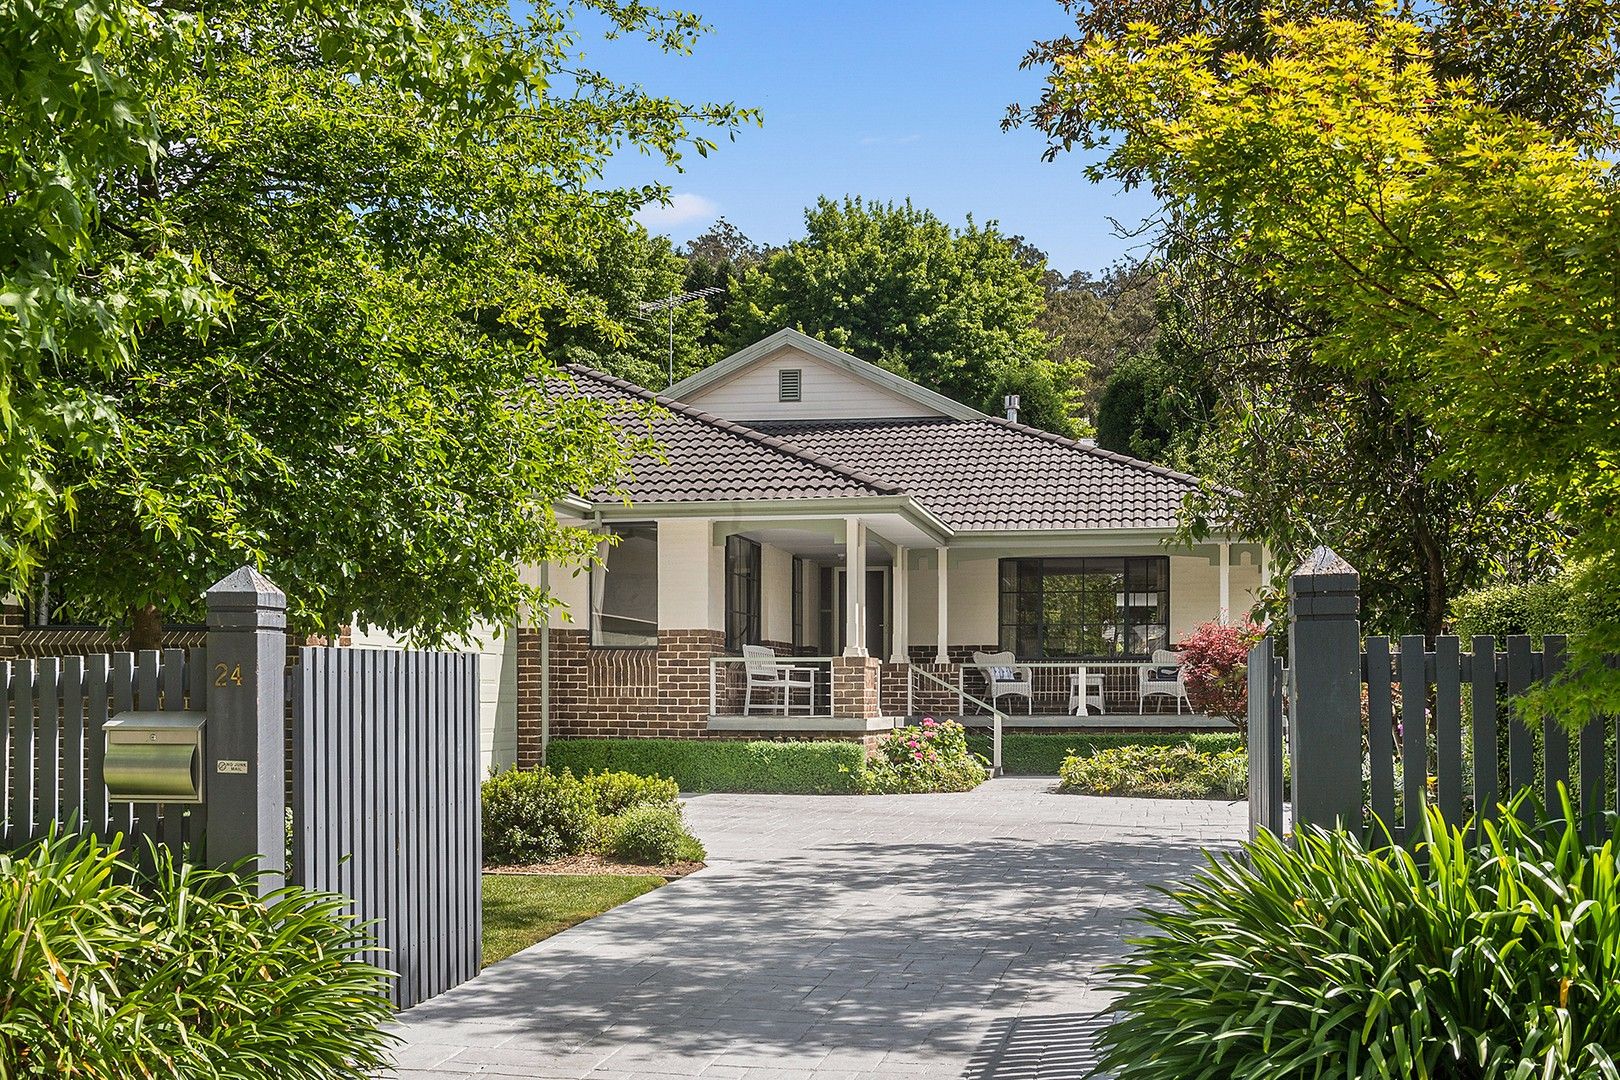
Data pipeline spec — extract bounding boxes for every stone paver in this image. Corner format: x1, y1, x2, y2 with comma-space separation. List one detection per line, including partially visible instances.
386, 777, 1245, 1079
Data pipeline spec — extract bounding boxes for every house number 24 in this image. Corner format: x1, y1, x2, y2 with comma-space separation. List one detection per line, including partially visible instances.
214, 662, 244, 688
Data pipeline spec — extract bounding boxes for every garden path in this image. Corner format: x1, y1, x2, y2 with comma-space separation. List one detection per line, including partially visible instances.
387, 777, 1245, 1079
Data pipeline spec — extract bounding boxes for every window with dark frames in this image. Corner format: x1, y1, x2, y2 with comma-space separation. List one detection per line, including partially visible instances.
725, 535, 763, 652
590, 523, 659, 647
998, 557, 1170, 660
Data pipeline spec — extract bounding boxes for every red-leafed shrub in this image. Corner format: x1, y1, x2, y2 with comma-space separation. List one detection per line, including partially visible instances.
1177, 619, 1265, 733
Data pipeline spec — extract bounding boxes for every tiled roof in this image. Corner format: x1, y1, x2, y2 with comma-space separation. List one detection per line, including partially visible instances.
557, 366, 899, 503
745, 417, 1203, 532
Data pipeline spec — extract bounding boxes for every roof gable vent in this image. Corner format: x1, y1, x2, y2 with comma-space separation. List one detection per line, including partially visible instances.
778, 367, 803, 402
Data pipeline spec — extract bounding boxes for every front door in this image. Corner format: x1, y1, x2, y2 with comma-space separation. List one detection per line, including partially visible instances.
833, 567, 890, 656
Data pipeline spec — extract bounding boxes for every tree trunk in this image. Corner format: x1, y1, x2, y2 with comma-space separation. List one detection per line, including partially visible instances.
129, 604, 164, 652
1412, 523, 1448, 645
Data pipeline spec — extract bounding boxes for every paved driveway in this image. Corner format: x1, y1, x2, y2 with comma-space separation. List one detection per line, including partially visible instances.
388, 777, 1245, 1079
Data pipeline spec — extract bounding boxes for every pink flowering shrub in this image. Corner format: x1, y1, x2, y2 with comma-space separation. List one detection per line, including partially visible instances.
1177, 619, 1265, 733
857, 718, 987, 794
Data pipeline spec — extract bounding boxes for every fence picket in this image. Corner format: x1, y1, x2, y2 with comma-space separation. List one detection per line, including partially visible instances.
35, 658, 61, 838
1398, 635, 1428, 843
1469, 637, 1499, 831
1504, 637, 1535, 817
1433, 637, 1463, 824
10, 660, 36, 847
1365, 637, 1396, 834
1541, 637, 1570, 820
60, 657, 85, 831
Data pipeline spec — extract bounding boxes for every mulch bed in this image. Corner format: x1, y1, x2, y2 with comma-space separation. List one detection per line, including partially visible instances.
485, 853, 705, 878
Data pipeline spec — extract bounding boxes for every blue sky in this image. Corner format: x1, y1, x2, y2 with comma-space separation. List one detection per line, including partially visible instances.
579, 0, 1160, 275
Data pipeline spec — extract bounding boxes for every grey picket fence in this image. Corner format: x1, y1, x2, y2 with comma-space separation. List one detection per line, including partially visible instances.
1250, 630, 1619, 845
2, 648, 205, 853
1360, 633, 1615, 845
291, 646, 482, 1010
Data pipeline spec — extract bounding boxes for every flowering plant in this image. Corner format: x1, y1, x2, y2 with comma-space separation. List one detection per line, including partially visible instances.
858, 718, 987, 794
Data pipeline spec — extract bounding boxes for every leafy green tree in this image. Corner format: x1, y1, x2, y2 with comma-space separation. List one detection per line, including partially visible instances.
1011, 244, 1162, 421
8, 0, 755, 644
2, 0, 228, 588
682, 217, 771, 356
1039, 14, 1620, 720
724, 197, 1073, 433
540, 224, 713, 391
1014, 0, 1582, 640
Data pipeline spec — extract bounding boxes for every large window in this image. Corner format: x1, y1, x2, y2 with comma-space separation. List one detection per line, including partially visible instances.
999, 557, 1169, 659
591, 523, 658, 647
725, 535, 762, 652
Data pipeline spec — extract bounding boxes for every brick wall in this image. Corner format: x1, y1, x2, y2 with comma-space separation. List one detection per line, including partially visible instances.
516, 627, 730, 766
830, 656, 881, 720
0, 601, 20, 661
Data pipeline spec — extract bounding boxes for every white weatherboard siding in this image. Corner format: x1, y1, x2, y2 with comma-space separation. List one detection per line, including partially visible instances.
677, 344, 946, 421
349, 620, 517, 774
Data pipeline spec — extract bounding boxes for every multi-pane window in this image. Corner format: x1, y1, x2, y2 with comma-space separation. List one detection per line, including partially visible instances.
725, 535, 762, 652
591, 524, 658, 647
998, 557, 1169, 659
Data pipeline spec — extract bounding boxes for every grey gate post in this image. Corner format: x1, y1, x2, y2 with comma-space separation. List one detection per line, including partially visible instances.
204, 566, 287, 893
1286, 547, 1364, 836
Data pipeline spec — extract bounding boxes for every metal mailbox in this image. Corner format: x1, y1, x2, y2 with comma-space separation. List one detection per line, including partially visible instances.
103, 711, 207, 804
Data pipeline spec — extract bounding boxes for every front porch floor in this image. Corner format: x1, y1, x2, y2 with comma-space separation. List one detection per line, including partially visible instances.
704, 712, 1233, 733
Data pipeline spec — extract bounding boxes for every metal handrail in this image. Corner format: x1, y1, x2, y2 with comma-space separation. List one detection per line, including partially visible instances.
908, 663, 1002, 776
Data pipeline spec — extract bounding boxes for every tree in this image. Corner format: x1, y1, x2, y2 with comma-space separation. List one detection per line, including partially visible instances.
1017, 249, 1164, 421
540, 224, 713, 391
1013, 0, 1579, 641
2, 0, 228, 589
1037, 14, 1620, 721
681, 217, 771, 359
9, 0, 756, 644
723, 197, 1074, 433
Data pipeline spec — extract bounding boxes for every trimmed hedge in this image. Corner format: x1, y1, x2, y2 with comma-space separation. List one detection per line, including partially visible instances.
965, 732, 1243, 776
1450, 577, 1579, 645
546, 738, 865, 794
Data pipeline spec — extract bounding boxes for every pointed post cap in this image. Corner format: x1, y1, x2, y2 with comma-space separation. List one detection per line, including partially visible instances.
1288, 546, 1359, 613
206, 566, 287, 630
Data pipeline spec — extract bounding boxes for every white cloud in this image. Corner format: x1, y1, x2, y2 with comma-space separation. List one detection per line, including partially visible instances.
634, 192, 720, 230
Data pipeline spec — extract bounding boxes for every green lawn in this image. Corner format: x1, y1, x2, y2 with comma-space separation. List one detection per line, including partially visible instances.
482, 873, 664, 967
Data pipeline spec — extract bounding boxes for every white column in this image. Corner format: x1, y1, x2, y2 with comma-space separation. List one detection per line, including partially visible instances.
843, 517, 867, 657
934, 546, 949, 665
1218, 541, 1232, 624
890, 546, 909, 663
1260, 544, 1271, 585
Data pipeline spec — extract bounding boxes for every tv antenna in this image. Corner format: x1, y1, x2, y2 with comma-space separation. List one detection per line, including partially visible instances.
637, 286, 723, 389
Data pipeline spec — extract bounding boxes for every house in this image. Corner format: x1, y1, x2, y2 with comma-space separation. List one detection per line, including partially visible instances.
515, 328, 1262, 768
0, 328, 1264, 773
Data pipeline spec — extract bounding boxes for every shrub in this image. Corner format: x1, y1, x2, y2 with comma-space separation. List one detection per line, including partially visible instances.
1177, 618, 1264, 731
1451, 574, 1583, 645
1057, 743, 1247, 799
580, 770, 679, 816
547, 738, 864, 794
966, 731, 1243, 776
1094, 795, 1620, 1079
857, 718, 988, 794
0, 830, 392, 1077
595, 804, 706, 865
482, 767, 599, 865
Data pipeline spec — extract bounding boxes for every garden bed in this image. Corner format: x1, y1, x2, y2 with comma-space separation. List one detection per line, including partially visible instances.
486, 853, 704, 877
